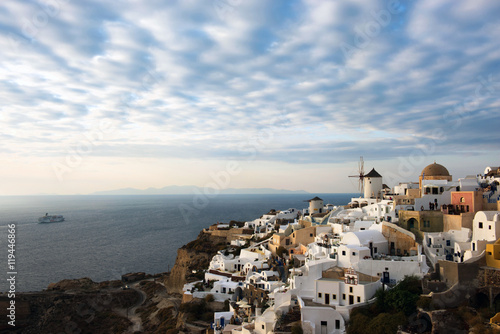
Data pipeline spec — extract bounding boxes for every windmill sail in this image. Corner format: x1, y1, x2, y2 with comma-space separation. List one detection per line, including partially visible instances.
349, 156, 365, 196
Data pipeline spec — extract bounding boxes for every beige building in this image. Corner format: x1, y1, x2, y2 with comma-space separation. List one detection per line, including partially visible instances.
381, 221, 419, 256
268, 224, 317, 256
399, 210, 444, 239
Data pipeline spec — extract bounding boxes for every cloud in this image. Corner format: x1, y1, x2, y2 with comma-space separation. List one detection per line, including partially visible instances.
0, 0, 499, 170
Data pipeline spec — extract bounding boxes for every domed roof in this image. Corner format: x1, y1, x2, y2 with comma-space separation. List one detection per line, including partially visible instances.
421, 162, 450, 177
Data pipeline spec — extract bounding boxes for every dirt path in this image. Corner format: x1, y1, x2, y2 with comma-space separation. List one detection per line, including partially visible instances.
114, 282, 147, 333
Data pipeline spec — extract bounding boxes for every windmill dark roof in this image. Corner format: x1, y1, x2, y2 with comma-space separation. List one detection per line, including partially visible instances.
364, 168, 382, 178
308, 196, 323, 202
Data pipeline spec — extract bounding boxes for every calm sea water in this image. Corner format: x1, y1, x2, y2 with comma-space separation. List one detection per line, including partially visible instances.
0, 193, 355, 292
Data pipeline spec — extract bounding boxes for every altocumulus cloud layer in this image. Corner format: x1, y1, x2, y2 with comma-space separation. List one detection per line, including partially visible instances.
1, 0, 500, 166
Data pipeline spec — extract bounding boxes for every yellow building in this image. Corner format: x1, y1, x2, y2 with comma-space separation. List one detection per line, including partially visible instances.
486, 239, 500, 269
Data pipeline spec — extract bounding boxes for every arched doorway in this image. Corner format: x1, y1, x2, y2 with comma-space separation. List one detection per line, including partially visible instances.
408, 218, 418, 229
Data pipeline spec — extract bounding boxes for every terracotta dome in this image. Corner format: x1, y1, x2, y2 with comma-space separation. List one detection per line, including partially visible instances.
421, 162, 450, 177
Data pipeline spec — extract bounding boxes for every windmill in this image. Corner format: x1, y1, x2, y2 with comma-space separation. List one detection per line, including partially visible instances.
349, 156, 365, 197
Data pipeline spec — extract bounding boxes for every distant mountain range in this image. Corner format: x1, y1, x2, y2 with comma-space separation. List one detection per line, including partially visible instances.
90, 185, 309, 195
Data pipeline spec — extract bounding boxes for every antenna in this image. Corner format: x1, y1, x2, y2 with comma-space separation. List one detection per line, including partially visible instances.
348, 156, 365, 196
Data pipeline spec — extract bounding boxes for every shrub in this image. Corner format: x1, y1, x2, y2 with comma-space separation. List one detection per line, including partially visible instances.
416, 296, 432, 310
347, 312, 371, 334
369, 312, 406, 334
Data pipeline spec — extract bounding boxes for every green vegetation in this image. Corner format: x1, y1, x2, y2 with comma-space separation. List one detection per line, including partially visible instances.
347, 276, 422, 334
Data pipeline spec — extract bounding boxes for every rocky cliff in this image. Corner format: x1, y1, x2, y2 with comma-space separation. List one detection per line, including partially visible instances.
166, 230, 227, 294
0, 278, 137, 333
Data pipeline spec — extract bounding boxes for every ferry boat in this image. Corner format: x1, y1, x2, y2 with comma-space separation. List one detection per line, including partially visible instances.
38, 213, 65, 223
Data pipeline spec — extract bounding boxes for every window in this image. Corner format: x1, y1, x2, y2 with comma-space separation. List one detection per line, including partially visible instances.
488, 252, 492, 255
489, 225, 492, 230
342, 250, 346, 256
342, 294, 346, 300
335, 320, 340, 329
262, 325, 265, 329
479, 222, 483, 229
352, 252, 357, 256
446, 240, 451, 246
310, 233, 313, 237
332, 294, 337, 300
460, 197, 465, 203
318, 292, 322, 298
349, 287, 353, 293
321, 321, 327, 326
357, 296, 361, 303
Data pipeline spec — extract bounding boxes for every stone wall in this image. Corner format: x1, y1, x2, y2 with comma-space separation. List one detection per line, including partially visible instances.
381, 222, 417, 255
443, 212, 474, 231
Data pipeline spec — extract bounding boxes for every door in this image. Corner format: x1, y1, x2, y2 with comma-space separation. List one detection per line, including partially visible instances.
349, 295, 354, 305
325, 293, 330, 305
320, 321, 327, 334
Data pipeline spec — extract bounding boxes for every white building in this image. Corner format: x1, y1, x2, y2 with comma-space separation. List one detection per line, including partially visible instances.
341, 230, 389, 256
414, 179, 456, 211
313, 267, 381, 307
245, 270, 283, 292
461, 211, 500, 261
393, 182, 420, 196
472, 211, 500, 242
423, 228, 471, 265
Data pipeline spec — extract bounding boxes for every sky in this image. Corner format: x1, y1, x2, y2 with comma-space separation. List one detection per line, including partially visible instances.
0, 0, 499, 195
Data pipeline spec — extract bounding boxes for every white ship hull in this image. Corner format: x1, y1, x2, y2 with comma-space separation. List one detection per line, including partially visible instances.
38, 214, 65, 223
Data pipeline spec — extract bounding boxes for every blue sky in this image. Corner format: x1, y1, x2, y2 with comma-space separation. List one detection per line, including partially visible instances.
0, 0, 499, 195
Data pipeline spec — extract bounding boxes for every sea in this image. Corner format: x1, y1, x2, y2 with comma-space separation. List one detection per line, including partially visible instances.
0, 193, 355, 292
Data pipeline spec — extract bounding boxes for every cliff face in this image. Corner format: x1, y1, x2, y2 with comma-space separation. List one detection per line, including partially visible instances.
166, 231, 226, 294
